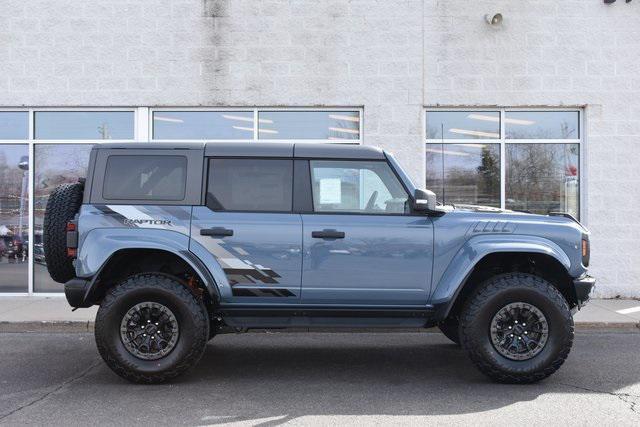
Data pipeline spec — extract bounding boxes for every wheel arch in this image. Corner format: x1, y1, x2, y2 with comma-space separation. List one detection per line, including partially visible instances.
82, 247, 220, 312
431, 236, 576, 321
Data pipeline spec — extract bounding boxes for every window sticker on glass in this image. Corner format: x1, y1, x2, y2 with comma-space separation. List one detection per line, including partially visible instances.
319, 178, 342, 204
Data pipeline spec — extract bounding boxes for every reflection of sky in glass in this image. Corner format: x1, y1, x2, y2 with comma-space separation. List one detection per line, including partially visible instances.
0, 144, 28, 166
35, 112, 134, 140
0, 112, 29, 140
153, 111, 255, 140
258, 111, 360, 140
505, 112, 579, 139
426, 111, 500, 139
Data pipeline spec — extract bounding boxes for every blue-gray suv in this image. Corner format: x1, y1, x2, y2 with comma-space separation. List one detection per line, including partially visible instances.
43, 142, 594, 384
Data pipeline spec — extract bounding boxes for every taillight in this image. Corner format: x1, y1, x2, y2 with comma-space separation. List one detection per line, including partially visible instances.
66, 221, 78, 258
581, 237, 590, 267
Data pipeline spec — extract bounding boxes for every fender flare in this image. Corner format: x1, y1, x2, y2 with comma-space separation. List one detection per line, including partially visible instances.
430, 234, 571, 319
76, 228, 228, 305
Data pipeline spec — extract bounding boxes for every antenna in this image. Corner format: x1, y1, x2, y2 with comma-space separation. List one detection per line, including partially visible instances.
441, 123, 446, 203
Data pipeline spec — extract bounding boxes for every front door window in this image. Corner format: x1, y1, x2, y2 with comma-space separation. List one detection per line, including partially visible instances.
309, 160, 410, 215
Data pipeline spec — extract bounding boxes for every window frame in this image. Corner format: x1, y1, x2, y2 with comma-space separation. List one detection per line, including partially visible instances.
89, 149, 203, 206
204, 157, 296, 214
424, 107, 585, 221
150, 107, 364, 144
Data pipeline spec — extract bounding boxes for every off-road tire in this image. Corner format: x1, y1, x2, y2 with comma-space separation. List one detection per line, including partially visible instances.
95, 273, 209, 384
438, 316, 460, 345
459, 273, 573, 384
43, 182, 83, 283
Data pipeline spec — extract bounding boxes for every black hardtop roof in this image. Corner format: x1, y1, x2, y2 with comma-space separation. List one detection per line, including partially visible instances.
94, 142, 386, 160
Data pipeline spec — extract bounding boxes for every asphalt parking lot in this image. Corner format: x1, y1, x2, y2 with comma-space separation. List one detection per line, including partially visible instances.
1, 331, 639, 426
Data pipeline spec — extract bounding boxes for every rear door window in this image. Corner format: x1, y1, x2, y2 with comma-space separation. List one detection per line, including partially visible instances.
206, 158, 293, 212
102, 155, 187, 201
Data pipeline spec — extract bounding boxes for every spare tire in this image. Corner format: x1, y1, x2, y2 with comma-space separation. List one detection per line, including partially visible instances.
43, 182, 84, 283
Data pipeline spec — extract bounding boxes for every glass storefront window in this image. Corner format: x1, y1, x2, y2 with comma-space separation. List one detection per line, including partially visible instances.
33, 144, 92, 293
3, 107, 367, 294
426, 109, 582, 218
0, 112, 29, 140
35, 111, 134, 140
426, 111, 500, 139
505, 111, 579, 139
425, 144, 501, 207
257, 111, 360, 140
0, 144, 29, 292
506, 143, 579, 217
152, 111, 255, 140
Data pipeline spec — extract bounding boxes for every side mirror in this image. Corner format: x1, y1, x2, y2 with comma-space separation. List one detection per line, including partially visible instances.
413, 188, 437, 212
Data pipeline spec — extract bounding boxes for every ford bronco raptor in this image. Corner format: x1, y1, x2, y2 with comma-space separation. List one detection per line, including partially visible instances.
44, 142, 594, 384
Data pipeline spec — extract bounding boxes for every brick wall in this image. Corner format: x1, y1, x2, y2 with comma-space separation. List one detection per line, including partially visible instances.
1, 0, 639, 296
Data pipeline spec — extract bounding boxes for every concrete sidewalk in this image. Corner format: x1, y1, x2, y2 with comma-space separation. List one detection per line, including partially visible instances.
0, 297, 639, 333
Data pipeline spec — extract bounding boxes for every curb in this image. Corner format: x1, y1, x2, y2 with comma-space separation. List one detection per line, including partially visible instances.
1, 321, 638, 333
0, 321, 94, 333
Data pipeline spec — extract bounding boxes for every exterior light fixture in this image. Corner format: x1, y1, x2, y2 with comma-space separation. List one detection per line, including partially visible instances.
484, 13, 503, 26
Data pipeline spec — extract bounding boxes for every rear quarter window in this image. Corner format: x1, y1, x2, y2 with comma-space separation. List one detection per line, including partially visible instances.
102, 155, 187, 201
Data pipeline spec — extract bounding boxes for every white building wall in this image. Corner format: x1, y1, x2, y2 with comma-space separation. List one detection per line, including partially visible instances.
1, 0, 639, 297
423, 0, 640, 298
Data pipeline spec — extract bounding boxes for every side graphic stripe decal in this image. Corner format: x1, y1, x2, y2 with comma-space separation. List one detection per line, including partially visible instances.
232, 288, 295, 297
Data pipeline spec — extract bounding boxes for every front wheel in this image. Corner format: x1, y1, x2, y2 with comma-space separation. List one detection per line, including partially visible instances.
95, 273, 209, 384
459, 273, 574, 383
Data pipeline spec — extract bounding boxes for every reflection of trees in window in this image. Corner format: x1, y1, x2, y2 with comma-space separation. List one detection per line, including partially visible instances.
425, 145, 500, 207
34, 145, 92, 229
506, 144, 579, 217
477, 146, 500, 204
0, 148, 27, 227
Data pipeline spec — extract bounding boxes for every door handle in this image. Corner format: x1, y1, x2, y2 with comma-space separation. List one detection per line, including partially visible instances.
311, 229, 345, 239
200, 227, 234, 237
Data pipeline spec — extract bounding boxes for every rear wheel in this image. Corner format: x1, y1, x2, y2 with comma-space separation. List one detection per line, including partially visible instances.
95, 273, 209, 384
43, 182, 83, 283
459, 273, 573, 383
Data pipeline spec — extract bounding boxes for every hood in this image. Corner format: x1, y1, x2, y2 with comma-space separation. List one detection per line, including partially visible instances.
447, 203, 588, 233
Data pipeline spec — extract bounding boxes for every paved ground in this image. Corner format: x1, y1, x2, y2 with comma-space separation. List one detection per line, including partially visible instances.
0, 331, 638, 426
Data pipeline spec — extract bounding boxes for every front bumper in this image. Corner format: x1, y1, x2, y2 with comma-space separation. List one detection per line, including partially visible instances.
573, 275, 596, 309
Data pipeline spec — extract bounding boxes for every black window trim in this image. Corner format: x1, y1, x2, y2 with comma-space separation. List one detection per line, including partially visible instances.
89, 148, 203, 206
202, 156, 426, 217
